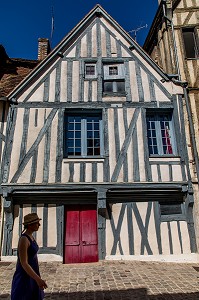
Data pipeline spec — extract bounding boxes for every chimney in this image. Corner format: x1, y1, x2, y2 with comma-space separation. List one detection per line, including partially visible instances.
38, 38, 51, 61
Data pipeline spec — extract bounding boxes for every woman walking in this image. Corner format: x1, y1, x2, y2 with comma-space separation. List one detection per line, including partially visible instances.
11, 213, 47, 300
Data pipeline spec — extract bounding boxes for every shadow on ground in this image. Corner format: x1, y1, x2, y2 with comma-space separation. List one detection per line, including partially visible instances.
2, 288, 198, 300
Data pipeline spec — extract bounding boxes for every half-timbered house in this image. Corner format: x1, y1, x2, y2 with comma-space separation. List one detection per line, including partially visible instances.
1, 5, 197, 263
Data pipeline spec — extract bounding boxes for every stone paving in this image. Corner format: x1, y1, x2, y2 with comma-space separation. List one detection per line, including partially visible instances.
0, 260, 199, 299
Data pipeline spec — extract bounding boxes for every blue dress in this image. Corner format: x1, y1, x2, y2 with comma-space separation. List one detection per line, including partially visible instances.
11, 234, 44, 300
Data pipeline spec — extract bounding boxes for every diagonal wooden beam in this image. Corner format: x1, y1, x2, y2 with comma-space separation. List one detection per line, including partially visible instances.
133, 202, 153, 254
111, 108, 140, 182
11, 108, 58, 183
110, 203, 126, 255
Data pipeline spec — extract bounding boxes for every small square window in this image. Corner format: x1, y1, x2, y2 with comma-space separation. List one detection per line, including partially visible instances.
109, 66, 118, 75
85, 63, 96, 78
86, 65, 95, 76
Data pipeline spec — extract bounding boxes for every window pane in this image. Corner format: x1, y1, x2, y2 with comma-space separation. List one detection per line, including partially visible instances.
75, 139, 81, 147
94, 139, 100, 147
68, 147, 74, 155
109, 66, 118, 75
94, 131, 100, 138
116, 81, 125, 92
87, 131, 93, 139
74, 148, 81, 155
104, 81, 113, 92
74, 123, 81, 131
74, 131, 81, 139
147, 113, 174, 155
85, 65, 95, 75
160, 203, 182, 215
94, 147, 100, 155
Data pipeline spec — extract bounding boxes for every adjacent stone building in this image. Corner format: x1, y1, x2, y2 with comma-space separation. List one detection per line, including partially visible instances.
143, 0, 199, 250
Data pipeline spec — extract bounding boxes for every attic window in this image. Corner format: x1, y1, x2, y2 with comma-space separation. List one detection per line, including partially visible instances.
103, 63, 125, 96
109, 66, 118, 75
85, 63, 96, 78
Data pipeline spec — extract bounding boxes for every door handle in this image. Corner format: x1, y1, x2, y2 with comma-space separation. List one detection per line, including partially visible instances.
82, 241, 87, 245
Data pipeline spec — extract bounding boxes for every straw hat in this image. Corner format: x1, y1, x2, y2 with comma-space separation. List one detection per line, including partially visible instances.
23, 213, 41, 225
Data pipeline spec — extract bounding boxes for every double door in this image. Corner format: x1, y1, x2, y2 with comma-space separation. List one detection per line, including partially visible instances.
64, 205, 98, 263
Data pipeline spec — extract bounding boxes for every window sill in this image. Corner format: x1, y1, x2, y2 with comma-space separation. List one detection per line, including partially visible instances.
185, 57, 199, 60
103, 92, 126, 97
149, 155, 179, 158
84, 77, 98, 80
161, 215, 187, 222
63, 156, 105, 162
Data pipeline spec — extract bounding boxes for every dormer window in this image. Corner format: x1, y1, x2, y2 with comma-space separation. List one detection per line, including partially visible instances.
103, 63, 125, 96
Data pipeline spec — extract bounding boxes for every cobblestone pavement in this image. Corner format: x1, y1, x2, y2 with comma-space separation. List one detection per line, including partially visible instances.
0, 260, 199, 299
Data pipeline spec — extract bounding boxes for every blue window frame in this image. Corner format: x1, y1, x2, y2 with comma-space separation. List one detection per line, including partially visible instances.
146, 112, 175, 155
64, 112, 103, 157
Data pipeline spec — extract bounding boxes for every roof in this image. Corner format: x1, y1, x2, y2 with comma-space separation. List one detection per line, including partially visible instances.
0, 45, 38, 98
7, 4, 171, 101
143, 0, 181, 52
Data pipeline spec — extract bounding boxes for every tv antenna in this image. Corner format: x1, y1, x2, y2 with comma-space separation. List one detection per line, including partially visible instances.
128, 24, 148, 42
50, 1, 55, 46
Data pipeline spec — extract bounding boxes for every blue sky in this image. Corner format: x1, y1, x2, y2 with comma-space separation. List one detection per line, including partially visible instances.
0, 0, 158, 60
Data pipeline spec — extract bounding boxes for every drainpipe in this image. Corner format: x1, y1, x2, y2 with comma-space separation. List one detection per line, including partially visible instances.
162, 0, 181, 79
172, 79, 199, 189
0, 198, 4, 260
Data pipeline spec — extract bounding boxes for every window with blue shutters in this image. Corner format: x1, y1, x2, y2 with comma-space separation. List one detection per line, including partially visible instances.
64, 111, 103, 158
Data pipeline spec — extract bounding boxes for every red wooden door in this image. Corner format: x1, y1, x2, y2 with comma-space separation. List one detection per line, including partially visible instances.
64, 205, 98, 264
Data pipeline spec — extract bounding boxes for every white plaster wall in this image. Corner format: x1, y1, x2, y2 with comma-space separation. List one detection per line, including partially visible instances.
83, 81, 89, 102
141, 68, 150, 102
108, 108, 116, 179
60, 61, 68, 102
129, 61, 139, 102
8, 109, 24, 182
47, 205, 57, 247
92, 81, 98, 101
92, 24, 97, 57
100, 18, 130, 48
81, 35, 87, 57
101, 26, 107, 57
137, 114, 146, 181
28, 84, 44, 102
106, 202, 192, 257
48, 68, 56, 102
72, 61, 79, 102
48, 110, 58, 183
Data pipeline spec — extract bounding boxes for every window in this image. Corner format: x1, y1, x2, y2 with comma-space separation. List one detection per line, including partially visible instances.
85, 63, 96, 78
103, 63, 125, 95
159, 202, 186, 221
64, 112, 103, 157
146, 112, 175, 155
109, 66, 118, 75
182, 28, 199, 59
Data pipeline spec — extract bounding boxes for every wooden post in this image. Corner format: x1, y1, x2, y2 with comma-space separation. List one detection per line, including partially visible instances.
97, 190, 107, 260
2, 197, 13, 256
